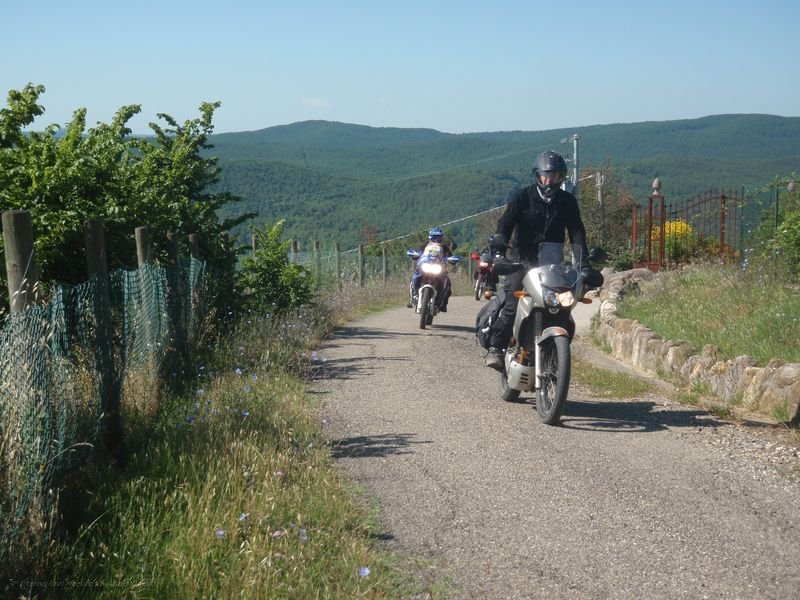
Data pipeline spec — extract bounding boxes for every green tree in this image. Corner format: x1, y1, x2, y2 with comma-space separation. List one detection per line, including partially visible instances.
0, 85, 248, 308
577, 161, 636, 269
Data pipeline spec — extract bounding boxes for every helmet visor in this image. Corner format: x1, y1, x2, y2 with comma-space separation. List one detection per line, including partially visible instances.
538, 170, 565, 186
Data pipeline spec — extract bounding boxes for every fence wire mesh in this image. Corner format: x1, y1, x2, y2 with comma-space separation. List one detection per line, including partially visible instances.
0, 258, 206, 562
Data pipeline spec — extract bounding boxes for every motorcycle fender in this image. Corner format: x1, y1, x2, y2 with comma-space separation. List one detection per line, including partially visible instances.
537, 326, 570, 345
415, 284, 438, 314
512, 295, 533, 334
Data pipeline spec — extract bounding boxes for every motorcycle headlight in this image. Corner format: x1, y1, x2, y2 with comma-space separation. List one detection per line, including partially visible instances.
543, 289, 575, 308
557, 291, 575, 307
479, 261, 490, 268
421, 263, 443, 275
543, 289, 560, 308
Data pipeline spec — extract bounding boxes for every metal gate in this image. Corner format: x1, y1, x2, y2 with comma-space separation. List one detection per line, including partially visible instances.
631, 183, 745, 271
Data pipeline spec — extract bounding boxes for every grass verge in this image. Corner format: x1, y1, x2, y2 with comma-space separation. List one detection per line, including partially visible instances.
616, 262, 800, 366
12, 274, 434, 599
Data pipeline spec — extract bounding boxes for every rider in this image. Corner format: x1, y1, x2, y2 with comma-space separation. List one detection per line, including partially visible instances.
408, 226, 455, 312
474, 241, 500, 294
485, 150, 603, 370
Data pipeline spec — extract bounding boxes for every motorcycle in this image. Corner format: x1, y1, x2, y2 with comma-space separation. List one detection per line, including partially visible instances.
470, 250, 496, 301
491, 242, 602, 425
406, 248, 460, 329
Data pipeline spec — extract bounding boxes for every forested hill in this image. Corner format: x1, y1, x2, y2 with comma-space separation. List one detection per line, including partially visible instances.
208, 115, 800, 249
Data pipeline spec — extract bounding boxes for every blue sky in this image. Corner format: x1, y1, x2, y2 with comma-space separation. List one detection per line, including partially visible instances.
3, 0, 799, 135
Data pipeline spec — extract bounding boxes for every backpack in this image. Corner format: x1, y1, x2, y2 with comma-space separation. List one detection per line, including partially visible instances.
475, 293, 503, 350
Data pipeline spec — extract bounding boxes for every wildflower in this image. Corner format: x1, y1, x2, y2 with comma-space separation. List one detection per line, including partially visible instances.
299, 528, 308, 542
358, 566, 370, 578
196, 389, 204, 396
274, 471, 285, 478
186, 415, 196, 424
271, 530, 284, 538
239, 512, 249, 522
251, 374, 258, 382
242, 410, 250, 417
244, 385, 252, 393
235, 367, 243, 376
215, 529, 225, 537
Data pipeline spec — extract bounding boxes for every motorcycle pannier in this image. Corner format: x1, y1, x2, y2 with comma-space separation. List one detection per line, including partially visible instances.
475, 294, 503, 350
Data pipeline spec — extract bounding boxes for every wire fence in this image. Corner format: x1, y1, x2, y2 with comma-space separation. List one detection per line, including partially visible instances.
0, 257, 206, 564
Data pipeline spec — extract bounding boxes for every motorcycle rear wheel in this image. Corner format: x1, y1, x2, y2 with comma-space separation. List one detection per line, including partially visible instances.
419, 288, 432, 330
536, 336, 571, 425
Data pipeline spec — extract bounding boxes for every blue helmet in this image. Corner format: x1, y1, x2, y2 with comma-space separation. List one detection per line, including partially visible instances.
428, 227, 444, 243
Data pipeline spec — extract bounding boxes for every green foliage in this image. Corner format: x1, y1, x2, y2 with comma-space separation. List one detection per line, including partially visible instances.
238, 220, 314, 313
774, 210, 800, 275
0, 84, 245, 313
738, 176, 800, 277
576, 161, 636, 266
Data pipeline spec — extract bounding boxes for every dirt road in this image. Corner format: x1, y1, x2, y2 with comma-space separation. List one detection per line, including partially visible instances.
313, 295, 800, 599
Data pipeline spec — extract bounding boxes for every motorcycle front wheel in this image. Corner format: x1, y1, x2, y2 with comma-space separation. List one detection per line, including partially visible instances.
536, 336, 571, 425
474, 274, 484, 300
419, 287, 432, 330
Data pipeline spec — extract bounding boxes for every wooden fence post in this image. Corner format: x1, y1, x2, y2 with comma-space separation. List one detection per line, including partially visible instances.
334, 242, 342, 291
2, 210, 38, 313
85, 218, 108, 278
135, 225, 151, 266
167, 231, 188, 360
358, 244, 365, 287
290, 240, 299, 264
188, 233, 200, 260
382, 245, 388, 287
313, 240, 321, 283
85, 218, 123, 460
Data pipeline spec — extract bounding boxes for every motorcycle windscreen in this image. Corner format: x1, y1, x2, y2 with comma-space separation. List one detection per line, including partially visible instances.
538, 263, 579, 289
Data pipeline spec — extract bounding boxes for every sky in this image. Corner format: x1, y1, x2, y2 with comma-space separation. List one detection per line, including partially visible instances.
3, 0, 800, 135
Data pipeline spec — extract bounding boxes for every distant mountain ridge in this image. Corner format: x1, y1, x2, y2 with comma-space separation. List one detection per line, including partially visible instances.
208, 115, 800, 248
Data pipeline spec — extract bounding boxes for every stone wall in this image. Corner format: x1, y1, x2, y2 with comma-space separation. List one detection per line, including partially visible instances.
593, 269, 800, 424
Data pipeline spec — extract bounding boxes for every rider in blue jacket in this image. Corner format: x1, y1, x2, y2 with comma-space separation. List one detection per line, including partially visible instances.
408, 227, 456, 312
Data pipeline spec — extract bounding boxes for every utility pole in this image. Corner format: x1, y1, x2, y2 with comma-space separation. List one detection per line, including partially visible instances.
561, 133, 581, 201
596, 171, 605, 232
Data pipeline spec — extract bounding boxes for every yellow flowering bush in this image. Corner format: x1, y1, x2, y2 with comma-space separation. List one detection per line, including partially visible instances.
650, 219, 698, 261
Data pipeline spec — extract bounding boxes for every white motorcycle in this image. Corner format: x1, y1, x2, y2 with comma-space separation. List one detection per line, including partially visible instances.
491, 242, 603, 425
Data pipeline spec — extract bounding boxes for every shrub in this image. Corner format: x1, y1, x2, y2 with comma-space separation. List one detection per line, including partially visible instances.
237, 220, 314, 314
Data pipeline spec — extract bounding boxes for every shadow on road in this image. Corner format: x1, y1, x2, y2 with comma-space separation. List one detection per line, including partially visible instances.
332, 326, 420, 340
429, 324, 476, 334
310, 355, 412, 382
329, 433, 432, 459
559, 398, 724, 433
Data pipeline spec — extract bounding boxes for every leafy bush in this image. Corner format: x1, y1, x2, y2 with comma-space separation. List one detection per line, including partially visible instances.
237, 220, 314, 313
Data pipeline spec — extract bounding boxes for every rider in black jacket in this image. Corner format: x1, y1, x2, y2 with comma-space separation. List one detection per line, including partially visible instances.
485, 150, 601, 369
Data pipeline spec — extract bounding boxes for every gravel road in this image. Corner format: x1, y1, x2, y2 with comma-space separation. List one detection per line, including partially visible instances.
313, 294, 800, 599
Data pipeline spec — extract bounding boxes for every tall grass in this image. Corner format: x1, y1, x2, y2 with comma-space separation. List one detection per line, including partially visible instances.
12, 273, 429, 599
617, 262, 800, 366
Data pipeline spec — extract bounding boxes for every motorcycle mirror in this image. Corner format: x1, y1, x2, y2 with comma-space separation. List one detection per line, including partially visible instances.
447, 256, 461, 264
406, 249, 420, 259
587, 247, 608, 264
470, 253, 480, 260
